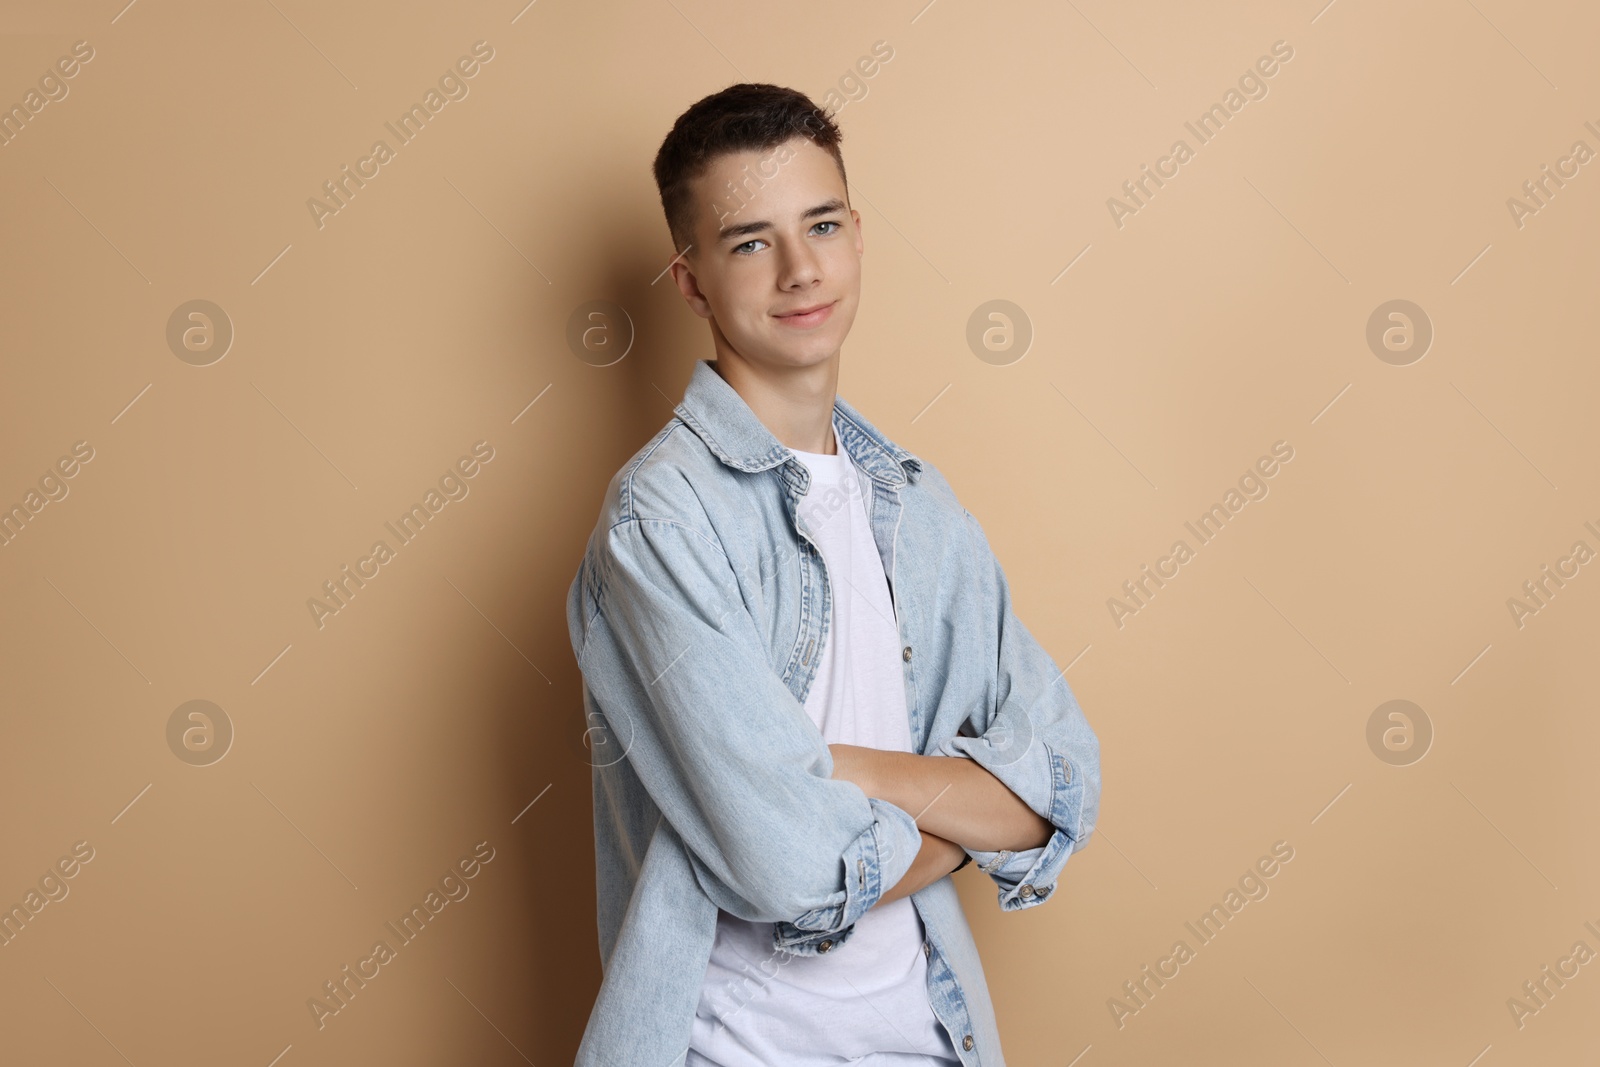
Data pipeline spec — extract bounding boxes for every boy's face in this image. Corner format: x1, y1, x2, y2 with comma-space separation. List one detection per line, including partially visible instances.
670, 135, 863, 373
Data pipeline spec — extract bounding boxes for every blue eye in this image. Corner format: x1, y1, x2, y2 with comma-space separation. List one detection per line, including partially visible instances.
732, 221, 841, 256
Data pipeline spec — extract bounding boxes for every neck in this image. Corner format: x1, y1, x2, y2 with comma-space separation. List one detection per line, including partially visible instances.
710, 350, 840, 454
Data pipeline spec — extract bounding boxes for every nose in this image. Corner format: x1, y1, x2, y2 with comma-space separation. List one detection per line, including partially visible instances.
777, 237, 822, 291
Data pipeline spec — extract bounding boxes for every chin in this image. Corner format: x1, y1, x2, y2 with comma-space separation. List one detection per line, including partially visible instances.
769, 322, 853, 363
774, 339, 841, 367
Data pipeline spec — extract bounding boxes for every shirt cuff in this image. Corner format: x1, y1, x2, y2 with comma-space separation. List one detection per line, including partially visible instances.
771, 796, 922, 955
932, 735, 1083, 912
961, 834, 1074, 911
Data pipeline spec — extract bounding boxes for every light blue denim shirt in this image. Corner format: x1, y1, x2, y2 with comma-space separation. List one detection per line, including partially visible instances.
565, 359, 1101, 1066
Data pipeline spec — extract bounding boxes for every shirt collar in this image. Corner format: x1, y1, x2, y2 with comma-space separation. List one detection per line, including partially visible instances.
673, 359, 923, 487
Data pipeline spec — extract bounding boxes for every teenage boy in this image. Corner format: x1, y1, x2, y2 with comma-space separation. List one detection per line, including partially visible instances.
565, 83, 1101, 1066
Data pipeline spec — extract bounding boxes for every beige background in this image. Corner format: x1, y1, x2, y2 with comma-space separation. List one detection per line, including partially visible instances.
1, 0, 1596, 1063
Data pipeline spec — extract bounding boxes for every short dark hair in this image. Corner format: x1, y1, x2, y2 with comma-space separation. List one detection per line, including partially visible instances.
651, 83, 847, 254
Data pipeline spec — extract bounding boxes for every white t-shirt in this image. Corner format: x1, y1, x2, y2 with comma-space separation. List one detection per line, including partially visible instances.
688, 429, 961, 1067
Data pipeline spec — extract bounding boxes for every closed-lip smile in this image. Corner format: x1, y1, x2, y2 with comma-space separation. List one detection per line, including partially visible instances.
774, 300, 837, 326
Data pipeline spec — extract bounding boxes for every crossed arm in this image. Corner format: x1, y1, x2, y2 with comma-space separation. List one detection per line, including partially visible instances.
579, 513, 1097, 937
829, 742, 1055, 908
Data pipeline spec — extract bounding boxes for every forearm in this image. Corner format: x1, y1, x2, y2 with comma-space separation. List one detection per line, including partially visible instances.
835, 745, 1052, 853
874, 829, 965, 909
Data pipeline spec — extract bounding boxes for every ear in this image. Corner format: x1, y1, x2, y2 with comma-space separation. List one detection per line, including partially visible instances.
670, 255, 713, 320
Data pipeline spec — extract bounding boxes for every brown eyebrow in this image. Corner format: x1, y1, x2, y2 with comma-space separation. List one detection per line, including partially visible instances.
716, 198, 848, 244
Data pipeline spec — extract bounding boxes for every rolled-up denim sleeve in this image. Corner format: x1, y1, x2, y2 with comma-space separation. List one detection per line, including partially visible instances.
933, 508, 1102, 913
572, 516, 923, 953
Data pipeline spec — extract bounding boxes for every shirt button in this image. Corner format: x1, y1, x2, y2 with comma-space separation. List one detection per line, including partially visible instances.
962, 1034, 974, 1051
818, 939, 833, 953
1019, 884, 1035, 899
923, 940, 931, 959
902, 646, 912, 662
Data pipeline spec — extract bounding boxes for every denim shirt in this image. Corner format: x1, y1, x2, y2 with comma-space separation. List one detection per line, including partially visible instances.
565, 359, 1101, 1066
